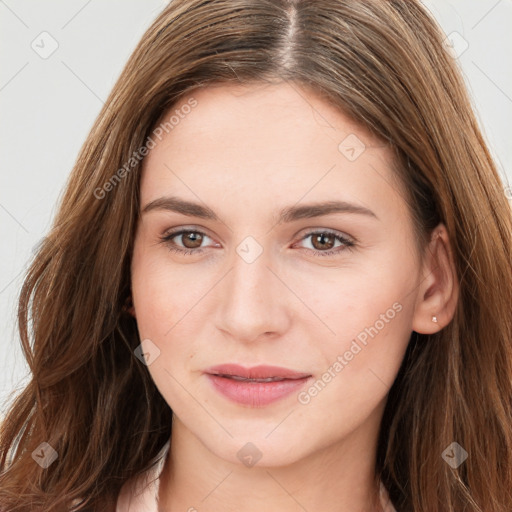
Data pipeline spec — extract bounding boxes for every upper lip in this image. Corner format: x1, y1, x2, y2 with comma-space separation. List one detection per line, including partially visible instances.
205, 364, 311, 380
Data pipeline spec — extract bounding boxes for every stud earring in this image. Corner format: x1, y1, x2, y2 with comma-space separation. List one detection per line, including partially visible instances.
432, 316, 438, 323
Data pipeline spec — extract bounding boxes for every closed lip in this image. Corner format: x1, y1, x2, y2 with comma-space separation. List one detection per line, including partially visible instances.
204, 363, 311, 380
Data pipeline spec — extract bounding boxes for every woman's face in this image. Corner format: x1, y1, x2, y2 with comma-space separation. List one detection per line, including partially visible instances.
131, 81, 428, 466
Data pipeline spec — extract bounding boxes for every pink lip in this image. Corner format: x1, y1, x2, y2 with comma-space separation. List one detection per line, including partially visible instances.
204, 364, 312, 407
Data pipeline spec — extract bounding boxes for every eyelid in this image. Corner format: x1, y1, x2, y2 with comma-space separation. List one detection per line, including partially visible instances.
294, 227, 356, 244
162, 225, 218, 242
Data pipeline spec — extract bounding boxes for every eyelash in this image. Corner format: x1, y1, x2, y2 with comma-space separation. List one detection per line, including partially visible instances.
159, 228, 355, 258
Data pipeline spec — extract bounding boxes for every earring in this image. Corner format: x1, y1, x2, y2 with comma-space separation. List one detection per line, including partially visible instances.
432, 316, 438, 323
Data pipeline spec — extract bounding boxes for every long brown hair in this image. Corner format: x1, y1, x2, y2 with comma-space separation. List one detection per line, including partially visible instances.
1, 1, 511, 510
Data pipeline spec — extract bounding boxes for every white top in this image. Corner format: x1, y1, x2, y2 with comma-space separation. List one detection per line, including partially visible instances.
116, 441, 397, 511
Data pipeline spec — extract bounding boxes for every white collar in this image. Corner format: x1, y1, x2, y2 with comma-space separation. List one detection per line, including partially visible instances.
116, 440, 170, 512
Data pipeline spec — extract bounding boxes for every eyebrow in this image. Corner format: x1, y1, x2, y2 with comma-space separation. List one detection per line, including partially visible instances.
142, 196, 378, 223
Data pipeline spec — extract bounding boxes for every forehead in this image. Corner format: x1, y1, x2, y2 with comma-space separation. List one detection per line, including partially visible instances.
140, 82, 410, 227
166, 81, 385, 150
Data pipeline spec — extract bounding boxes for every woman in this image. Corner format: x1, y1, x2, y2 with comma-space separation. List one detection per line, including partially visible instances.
1, 1, 511, 511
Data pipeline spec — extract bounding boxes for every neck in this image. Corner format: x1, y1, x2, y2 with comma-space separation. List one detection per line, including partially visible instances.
158, 410, 385, 512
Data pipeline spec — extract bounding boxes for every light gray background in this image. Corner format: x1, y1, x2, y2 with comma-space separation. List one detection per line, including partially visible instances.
1, 0, 511, 419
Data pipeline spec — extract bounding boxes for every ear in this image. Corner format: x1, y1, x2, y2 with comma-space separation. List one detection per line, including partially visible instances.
123, 294, 136, 318
412, 223, 459, 334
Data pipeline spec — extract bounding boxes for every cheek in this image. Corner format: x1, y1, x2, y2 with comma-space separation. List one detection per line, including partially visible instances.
297, 288, 412, 421
297, 245, 416, 386
131, 245, 210, 339
130, 246, 210, 392
130, 262, 200, 410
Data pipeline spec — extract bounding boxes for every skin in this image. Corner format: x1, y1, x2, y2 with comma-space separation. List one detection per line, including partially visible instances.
130, 81, 459, 511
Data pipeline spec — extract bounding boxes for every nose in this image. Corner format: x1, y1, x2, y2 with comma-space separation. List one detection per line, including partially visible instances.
213, 246, 292, 344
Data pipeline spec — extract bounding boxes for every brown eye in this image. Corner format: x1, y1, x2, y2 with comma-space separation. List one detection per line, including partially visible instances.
310, 232, 336, 251
296, 230, 355, 258
180, 231, 204, 249
160, 229, 217, 256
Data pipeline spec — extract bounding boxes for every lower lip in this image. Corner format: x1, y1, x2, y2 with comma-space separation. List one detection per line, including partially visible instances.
206, 374, 311, 407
